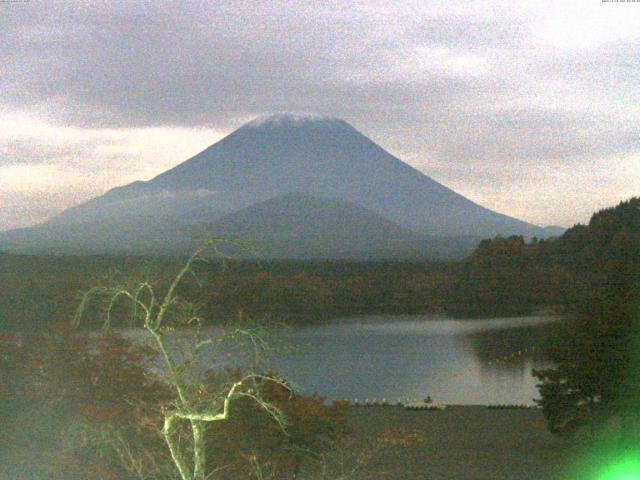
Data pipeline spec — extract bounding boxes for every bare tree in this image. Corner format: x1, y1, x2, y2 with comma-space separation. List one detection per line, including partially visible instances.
74, 240, 290, 480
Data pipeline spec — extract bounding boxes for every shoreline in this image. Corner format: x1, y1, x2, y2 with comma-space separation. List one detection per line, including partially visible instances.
346, 404, 575, 480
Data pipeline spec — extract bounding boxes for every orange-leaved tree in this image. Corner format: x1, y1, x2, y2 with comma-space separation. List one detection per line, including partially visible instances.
0, 326, 171, 479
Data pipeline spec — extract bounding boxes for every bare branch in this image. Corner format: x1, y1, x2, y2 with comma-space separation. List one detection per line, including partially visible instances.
73, 285, 111, 327
72, 238, 293, 480
105, 289, 150, 333
155, 242, 212, 330
236, 391, 288, 433
162, 414, 193, 480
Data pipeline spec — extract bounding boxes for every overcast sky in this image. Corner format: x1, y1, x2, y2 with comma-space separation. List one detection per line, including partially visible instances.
1, 0, 639, 231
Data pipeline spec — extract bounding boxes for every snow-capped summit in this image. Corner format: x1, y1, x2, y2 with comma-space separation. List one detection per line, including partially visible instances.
243, 112, 346, 129
0, 113, 559, 257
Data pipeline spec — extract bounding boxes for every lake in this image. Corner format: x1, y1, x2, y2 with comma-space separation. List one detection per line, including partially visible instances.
265, 315, 560, 405
130, 314, 562, 406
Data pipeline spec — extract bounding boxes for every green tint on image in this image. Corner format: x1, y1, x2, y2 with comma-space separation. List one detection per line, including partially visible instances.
594, 455, 640, 480
563, 433, 640, 480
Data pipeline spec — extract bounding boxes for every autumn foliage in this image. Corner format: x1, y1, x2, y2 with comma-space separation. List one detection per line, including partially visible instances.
0, 326, 351, 480
201, 370, 348, 479
0, 326, 170, 479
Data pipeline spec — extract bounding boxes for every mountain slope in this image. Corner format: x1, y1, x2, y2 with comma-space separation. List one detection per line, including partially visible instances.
0, 113, 559, 257
0, 193, 477, 259
208, 192, 476, 259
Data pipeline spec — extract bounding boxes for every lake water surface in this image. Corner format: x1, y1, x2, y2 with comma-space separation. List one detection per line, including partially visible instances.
128, 314, 561, 405
263, 315, 560, 405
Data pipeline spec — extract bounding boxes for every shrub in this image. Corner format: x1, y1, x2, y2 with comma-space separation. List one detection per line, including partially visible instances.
0, 326, 170, 479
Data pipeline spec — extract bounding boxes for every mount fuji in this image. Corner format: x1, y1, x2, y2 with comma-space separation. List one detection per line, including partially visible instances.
0, 113, 561, 258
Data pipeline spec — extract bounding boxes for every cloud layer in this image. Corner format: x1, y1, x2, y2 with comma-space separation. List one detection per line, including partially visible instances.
1, 0, 639, 230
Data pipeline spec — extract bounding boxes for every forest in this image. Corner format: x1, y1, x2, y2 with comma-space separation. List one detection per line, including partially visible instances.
2, 197, 639, 330
0, 254, 457, 330
447, 197, 640, 317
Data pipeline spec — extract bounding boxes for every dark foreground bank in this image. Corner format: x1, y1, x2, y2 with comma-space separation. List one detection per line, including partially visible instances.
347, 405, 578, 480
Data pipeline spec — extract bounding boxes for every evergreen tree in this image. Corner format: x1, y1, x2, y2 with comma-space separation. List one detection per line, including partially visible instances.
533, 198, 640, 439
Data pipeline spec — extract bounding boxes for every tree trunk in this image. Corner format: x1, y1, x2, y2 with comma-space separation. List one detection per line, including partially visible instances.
192, 420, 207, 480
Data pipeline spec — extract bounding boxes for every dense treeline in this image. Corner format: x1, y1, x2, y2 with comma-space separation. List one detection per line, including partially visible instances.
201, 260, 456, 322
0, 254, 178, 330
530, 198, 640, 439
0, 254, 458, 330
446, 198, 640, 317
2, 197, 638, 329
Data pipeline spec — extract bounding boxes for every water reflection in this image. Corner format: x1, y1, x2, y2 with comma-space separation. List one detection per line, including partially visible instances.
265, 315, 562, 405
126, 315, 562, 405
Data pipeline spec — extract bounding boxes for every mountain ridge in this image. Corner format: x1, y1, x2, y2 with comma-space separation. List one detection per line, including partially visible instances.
0, 113, 561, 258
207, 192, 478, 259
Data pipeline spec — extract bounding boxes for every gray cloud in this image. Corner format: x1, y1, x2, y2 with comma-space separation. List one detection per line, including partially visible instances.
1, 139, 100, 167
427, 108, 640, 165
0, 2, 542, 127
1, 0, 639, 229
406, 15, 531, 50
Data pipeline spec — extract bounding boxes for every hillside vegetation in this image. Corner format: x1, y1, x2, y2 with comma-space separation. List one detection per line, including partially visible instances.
2, 198, 638, 329
0, 254, 456, 330
446, 197, 640, 317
